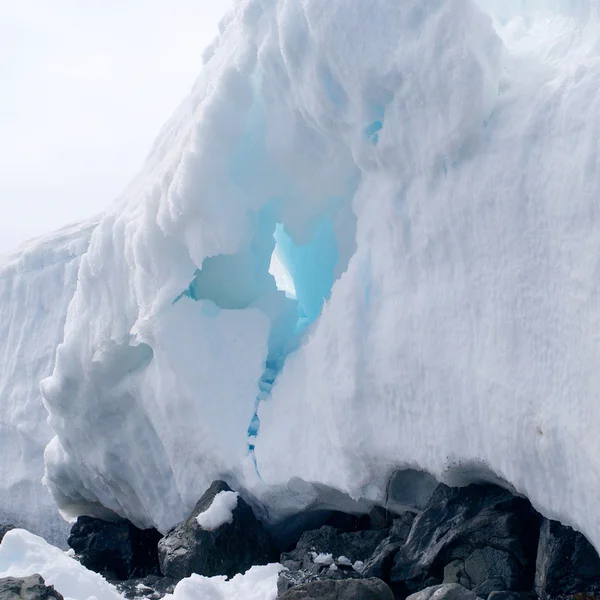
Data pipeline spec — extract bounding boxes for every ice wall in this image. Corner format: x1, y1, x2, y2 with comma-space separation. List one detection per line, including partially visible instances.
0, 222, 94, 544
39, 0, 600, 552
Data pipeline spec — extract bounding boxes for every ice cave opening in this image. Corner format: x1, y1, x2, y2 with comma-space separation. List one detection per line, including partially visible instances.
175, 204, 349, 463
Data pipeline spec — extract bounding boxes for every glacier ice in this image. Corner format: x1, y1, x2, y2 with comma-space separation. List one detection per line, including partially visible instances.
0, 223, 94, 545
0, 0, 590, 556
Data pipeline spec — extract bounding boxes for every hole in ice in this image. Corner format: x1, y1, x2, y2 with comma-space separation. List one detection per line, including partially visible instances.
272, 220, 338, 331
269, 249, 296, 299
173, 203, 351, 472
365, 120, 383, 144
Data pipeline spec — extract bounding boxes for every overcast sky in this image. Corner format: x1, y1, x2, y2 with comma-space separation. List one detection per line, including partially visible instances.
0, 0, 230, 255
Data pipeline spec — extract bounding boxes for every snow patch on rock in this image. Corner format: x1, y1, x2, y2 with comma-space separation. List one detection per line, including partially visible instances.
196, 491, 239, 531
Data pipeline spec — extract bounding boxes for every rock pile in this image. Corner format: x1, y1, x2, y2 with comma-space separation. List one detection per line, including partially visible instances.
7, 480, 595, 599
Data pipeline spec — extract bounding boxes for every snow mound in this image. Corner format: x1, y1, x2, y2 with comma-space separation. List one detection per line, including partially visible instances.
0, 528, 122, 600
0, 222, 94, 545
196, 491, 239, 531
31, 0, 600, 554
164, 563, 282, 600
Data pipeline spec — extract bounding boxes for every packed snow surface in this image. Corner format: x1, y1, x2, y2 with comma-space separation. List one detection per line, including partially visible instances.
0, 223, 94, 544
196, 491, 239, 531
164, 563, 282, 600
0, 529, 122, 600
28, 0, 600, 554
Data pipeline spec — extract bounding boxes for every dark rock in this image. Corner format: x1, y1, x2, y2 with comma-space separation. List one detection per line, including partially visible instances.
324, 512, 372, 533
406, 583, 480, 600
278, 524, 388, 593
0, 525, 14, 544
0, 574, 64, 600
465, 547, 520, 598
391, 484, 541, 593
535, 518, 600, 599
361, 512, 416, 582
277, 577, 395, 600
368, 507, 394, 531
444, 559, 471, 588
68, 516, 162, 580
158, 480, 276, 581
487, 592, 535, 600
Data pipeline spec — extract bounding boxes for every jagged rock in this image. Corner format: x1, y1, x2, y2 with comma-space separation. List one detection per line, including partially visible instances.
158, 480, 276, 581
406, 583, 480, 600
444, 560, 471, 588
278, 577, 395, 599
277, 524, 389, 593
391, 484, 541, 593
465, 547, 520, 598
360, 512, 416, 582
0, 574, 64, 600
0, 525, 14, 544
68, 516, 162, 580
535, 518, 600, 599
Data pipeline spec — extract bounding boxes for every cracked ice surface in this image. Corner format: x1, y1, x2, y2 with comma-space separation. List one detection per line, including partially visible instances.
33, 0, 600, 553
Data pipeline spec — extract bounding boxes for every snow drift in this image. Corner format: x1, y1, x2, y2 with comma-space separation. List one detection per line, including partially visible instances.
24, 0, 600, 554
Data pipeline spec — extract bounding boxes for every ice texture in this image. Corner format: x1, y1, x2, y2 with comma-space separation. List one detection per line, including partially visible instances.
0, 223, 94, 545
30, 0, 600, 553
196, 491, 239, 531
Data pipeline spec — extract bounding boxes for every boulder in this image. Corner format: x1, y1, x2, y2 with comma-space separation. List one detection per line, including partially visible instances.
278, 524, 388, 593
443, 560, 471, 588
68, 516, 162, 580
406, 583, 479, 600
464, 547, 520, 598
0, 574, 64, 600
158, 480, 276, 581
0, 525, 14, 544
278, 577, 395, 600
391, 484, 541, 592
361, 512, 416, 582
535, 518, 600, 599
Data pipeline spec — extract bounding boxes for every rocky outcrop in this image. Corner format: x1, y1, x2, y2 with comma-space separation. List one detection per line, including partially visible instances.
391, 484, 541, 595
0, 574, 63, 600
158, 480, 277, 581
278, 577, 395, 600
361, 512, 416, 582
535, 518, 600, 599
27, 479, 600, 600
278, 524, 390, 593
68, 516, 162, 580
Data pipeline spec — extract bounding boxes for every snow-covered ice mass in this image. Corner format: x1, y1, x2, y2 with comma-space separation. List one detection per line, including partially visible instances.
2, 0, 600, 598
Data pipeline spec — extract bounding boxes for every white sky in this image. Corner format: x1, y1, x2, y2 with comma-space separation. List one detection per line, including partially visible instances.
0, 0, 231, 254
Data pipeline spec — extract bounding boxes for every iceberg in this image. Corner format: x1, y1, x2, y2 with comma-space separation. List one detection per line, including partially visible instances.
0, 0, 596, 555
